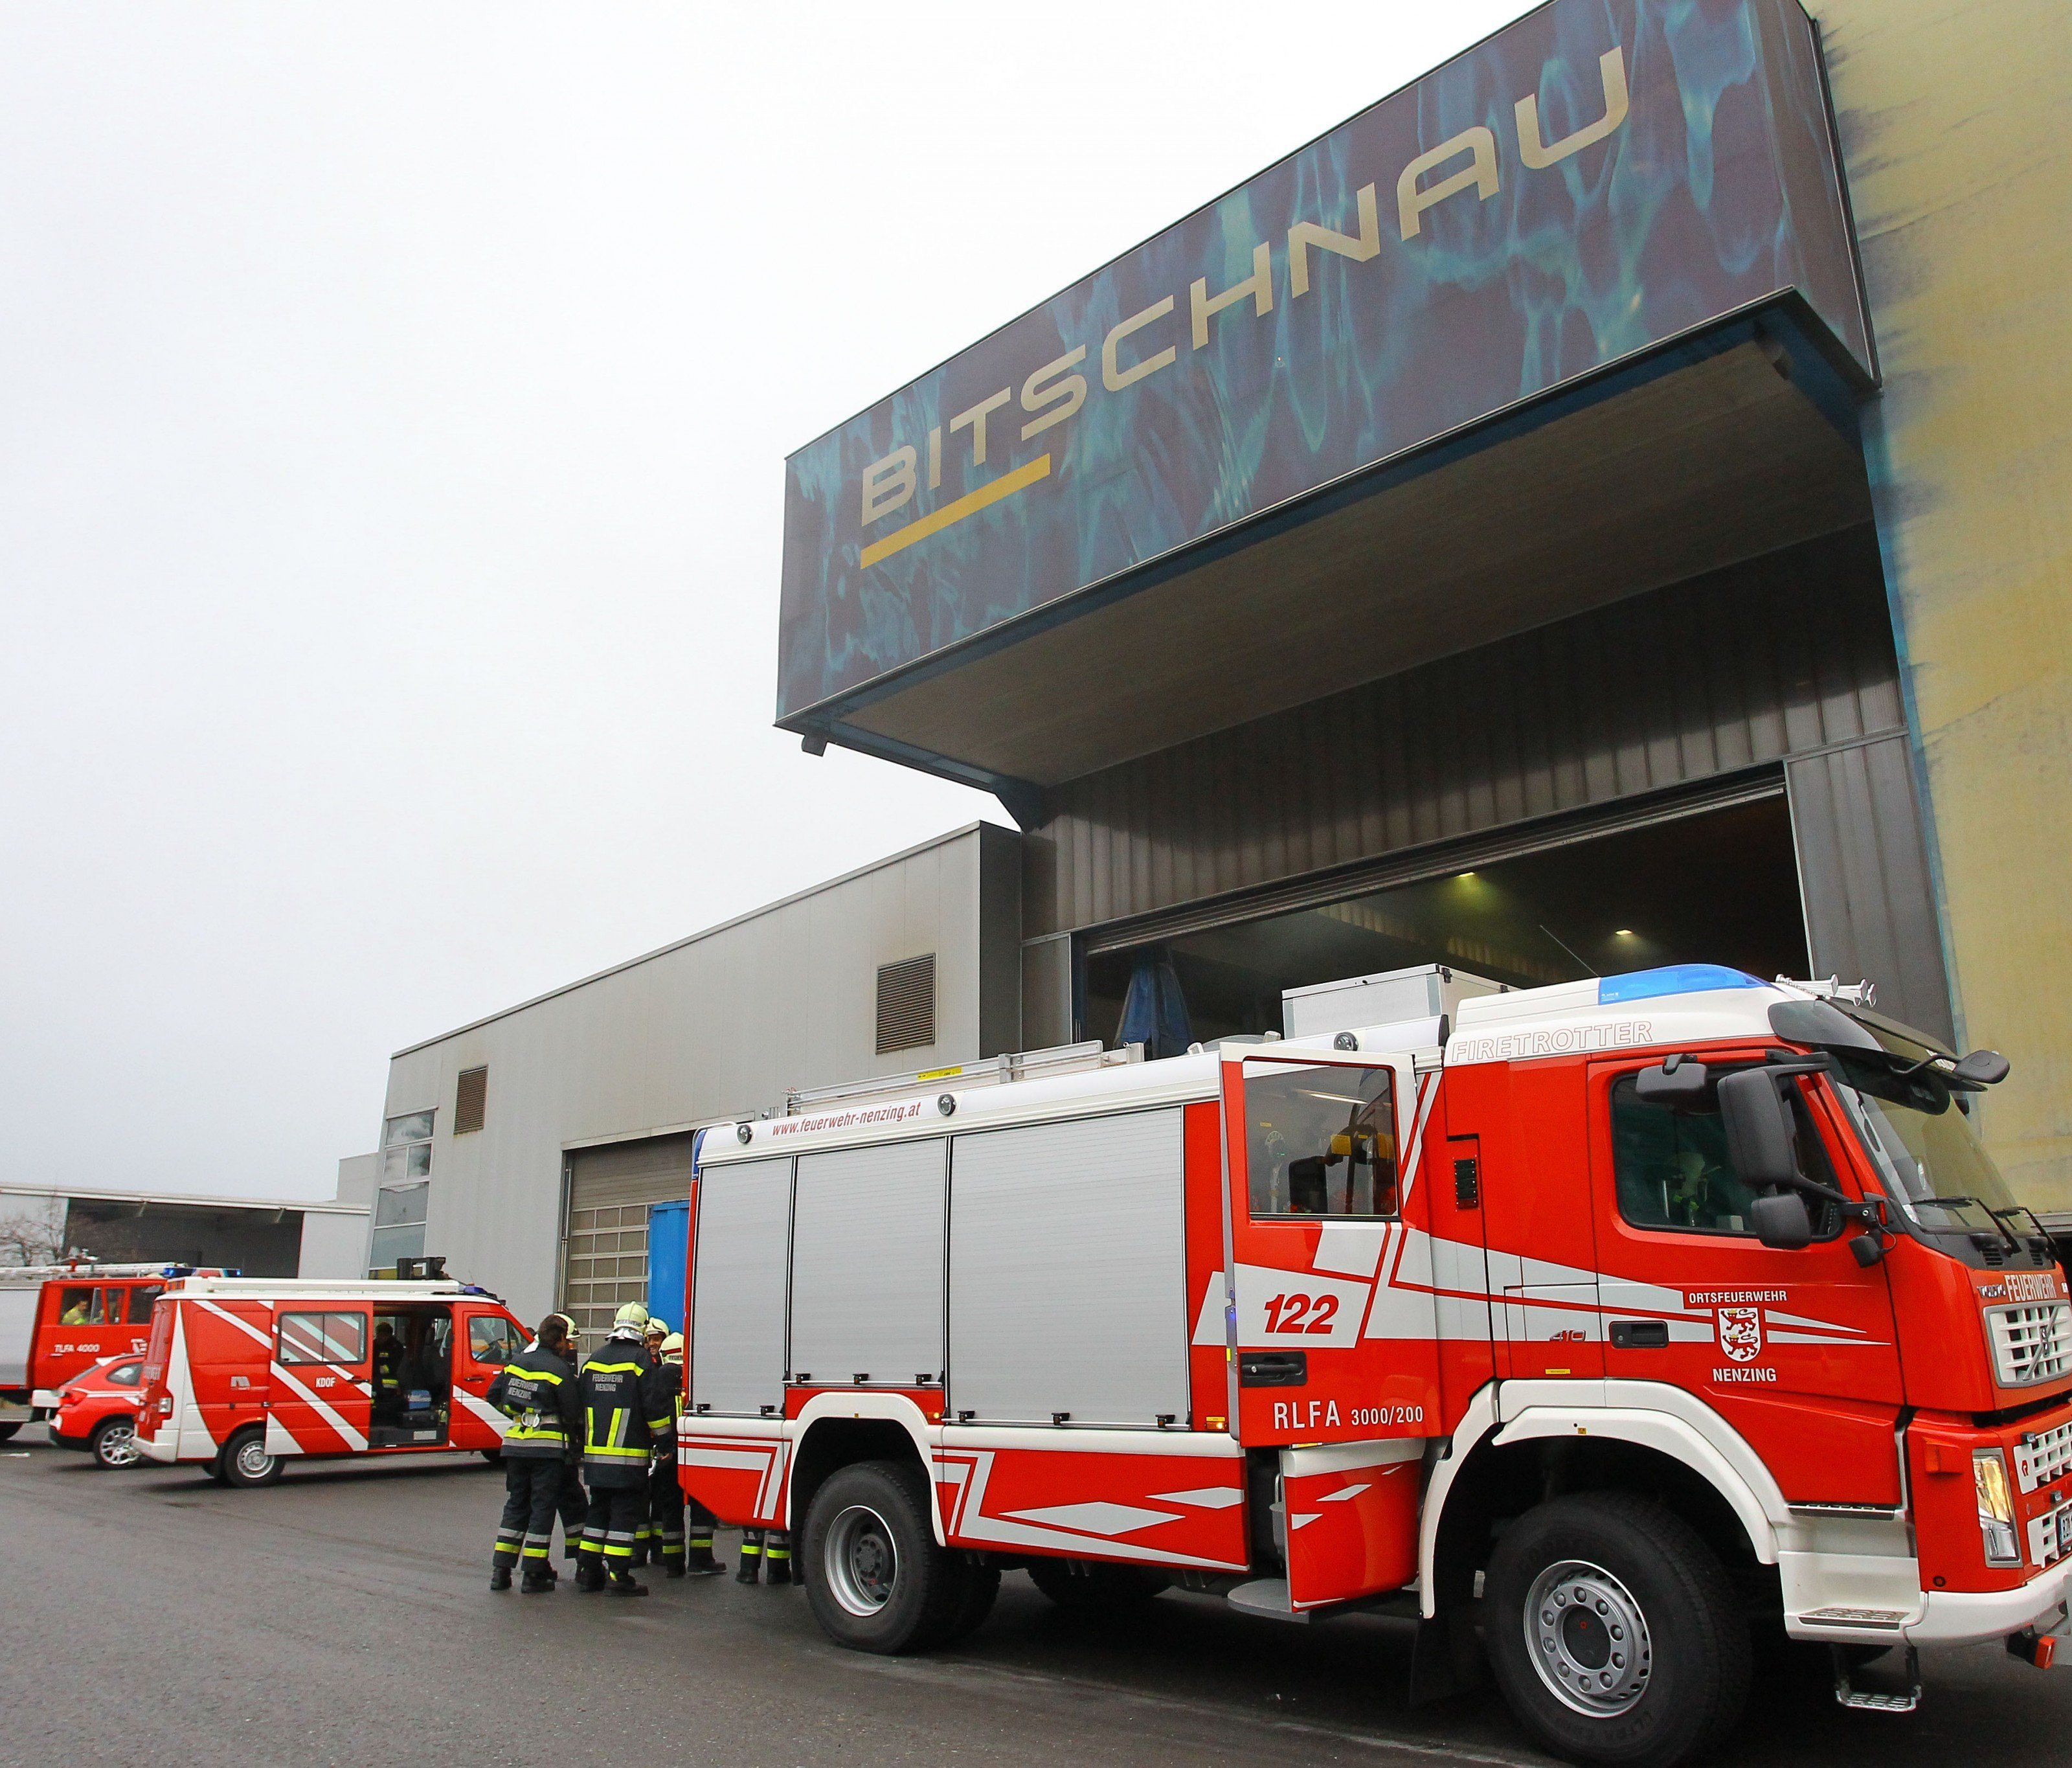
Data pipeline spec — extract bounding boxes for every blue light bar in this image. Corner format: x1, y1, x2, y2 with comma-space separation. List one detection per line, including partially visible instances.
1597, 965, 1766, 1004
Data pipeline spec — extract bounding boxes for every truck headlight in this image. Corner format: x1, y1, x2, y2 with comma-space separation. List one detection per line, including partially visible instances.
1975, 1448, 2023, 1567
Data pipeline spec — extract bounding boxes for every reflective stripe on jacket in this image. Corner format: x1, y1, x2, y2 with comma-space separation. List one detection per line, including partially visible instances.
578, 1336, 673, 1488
488, 1345, 580, 1460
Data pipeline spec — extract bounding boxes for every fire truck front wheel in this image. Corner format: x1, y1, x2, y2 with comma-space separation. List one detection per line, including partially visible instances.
220, 1425, 284, 1489
1483, 1493, 1750, 1768
802, 1460, 967, 1655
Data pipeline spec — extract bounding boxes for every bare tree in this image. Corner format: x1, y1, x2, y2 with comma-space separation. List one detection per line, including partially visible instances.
0, 1209, 69, 1267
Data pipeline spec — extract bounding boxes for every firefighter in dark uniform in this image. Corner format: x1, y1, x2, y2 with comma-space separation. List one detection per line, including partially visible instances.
646, 1330, 721, 1578
370, 1320, 404, 1425
484, 1314, 581, 1593
576, 1302, 674, 1596
629, 1317, 671, 1566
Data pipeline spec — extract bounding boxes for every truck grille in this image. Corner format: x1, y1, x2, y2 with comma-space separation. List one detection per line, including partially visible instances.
2016, 1419, 2072, 1495
2027, 1499, 2072, 1569
1987, 1302, 2072, 1388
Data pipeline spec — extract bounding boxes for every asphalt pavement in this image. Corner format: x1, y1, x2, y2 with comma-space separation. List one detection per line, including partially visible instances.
1, 1426, 2065, 1767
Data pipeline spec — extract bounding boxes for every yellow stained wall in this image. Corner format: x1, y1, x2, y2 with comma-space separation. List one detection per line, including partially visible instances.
1813, 1, 2072, 1210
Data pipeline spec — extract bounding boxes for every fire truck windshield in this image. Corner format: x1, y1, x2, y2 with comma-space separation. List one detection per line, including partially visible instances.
1831, 1050, 2023, 1236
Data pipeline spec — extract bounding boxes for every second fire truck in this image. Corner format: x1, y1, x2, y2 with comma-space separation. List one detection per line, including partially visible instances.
678, 963, 2070, 1768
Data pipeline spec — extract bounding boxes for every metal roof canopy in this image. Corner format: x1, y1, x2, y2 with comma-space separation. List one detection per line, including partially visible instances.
829, 312, 1871, 808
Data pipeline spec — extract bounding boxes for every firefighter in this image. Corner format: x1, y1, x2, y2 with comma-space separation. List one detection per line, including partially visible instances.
484, 1313, 582, 1594
736, 1524, 794, 1586
646, 1327, 681, 1576
651, 1329, 724, 1577
370, 1320, 404, 1424
627, 1316, 671, 1566
575, 1301, 674, 1596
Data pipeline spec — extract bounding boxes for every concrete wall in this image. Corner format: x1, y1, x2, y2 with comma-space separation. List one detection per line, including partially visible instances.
1816, 0, 2072, 1209
381, 823, 1019, 1321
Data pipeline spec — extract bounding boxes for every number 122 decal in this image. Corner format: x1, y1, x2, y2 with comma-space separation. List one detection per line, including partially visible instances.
1263, 1293, 1339, 1334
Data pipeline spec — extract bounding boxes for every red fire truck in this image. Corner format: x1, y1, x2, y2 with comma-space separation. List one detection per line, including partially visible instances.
134, 1276, 527, 1486
0, 1262, 207, 1437
679, 964, 2071, 1768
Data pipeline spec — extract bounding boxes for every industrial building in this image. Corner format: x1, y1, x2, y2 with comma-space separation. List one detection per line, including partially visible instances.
0, 1182, 368, 1280
365, 0, 2072, 1317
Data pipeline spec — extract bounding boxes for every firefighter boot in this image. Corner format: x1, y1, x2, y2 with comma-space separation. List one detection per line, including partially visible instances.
764, 1532, 793, 1587
607, 1569, 649, 1598
490, 1565, 513, 1591
736, 1530, 763, 1583
520, 1567, 556, 1594
684, 1528, 723, 1577
574, 1552, 609, 1593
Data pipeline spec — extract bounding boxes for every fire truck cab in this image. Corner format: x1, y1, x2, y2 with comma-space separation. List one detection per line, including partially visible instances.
135, 1276, 527, 1486
679, 964, 2071, 1768
0, 1262, 210, 1436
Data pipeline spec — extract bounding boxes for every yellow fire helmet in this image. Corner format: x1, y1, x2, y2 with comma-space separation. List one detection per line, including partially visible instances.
645, 1316, 671, 1338
613, 1301, 650, 1330
660, 1332, 684, 1357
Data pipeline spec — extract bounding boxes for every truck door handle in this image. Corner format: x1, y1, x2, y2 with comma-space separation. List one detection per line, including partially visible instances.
1239, 1352, 1307, 1387
1609, 1320, 1669, 1349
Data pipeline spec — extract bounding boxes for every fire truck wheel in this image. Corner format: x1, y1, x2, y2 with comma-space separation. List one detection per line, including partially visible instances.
1484, 1493, 1749, 1768
1024, 1558, 1170, 1611
480, 1449, 502, 1465
221, 1425, 284, 1489
89, 1417, 141, 1470
802, 1459, 964, 1654
0, 1423, 19, 1443
1483, 1492, 1757, 1765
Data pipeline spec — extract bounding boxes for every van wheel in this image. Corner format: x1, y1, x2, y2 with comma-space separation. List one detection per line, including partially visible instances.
90, 1418, 141, 1469
1026, 1558, 1170, 1611
1484, 1493, 1750, 1768
802, 1460, 963, 1654
221, 1426, 284, 1489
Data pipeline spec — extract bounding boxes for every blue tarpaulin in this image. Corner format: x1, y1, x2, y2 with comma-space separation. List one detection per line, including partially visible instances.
1117, 947, 1195, 1061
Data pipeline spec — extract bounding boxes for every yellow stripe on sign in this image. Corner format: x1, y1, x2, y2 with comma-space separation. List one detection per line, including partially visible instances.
859, 454, 1052, 569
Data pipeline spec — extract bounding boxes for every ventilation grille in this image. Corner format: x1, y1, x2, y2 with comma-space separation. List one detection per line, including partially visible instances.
875, 954, 937, 1054
454, 1067, 488, 1136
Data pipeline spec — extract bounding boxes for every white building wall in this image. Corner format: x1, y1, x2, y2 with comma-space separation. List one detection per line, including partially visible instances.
380, 823, 1017, 1323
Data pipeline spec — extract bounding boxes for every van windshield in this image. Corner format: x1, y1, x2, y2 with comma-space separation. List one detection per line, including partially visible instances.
1831, 1050, 2023, 1236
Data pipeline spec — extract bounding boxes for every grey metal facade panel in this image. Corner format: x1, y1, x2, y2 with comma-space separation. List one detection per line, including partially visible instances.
789, 1140, 947, 1386
1024, 526, 1905, 939
947, 1109, 1188, 1427
689, 1156, 793, 1417
1786, 734, 1956, 1047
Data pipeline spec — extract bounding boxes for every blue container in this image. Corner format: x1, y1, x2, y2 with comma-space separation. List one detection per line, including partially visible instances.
647, 1198, 690, 1335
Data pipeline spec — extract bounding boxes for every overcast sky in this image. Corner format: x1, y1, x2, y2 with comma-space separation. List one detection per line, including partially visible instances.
2, 1, 1537, 1202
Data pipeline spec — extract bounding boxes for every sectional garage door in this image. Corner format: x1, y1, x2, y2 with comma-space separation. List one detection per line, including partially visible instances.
560, 1133, 695, 1353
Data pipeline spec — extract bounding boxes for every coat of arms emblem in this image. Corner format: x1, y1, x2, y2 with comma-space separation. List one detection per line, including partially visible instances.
1718, 1306, 1763, 1363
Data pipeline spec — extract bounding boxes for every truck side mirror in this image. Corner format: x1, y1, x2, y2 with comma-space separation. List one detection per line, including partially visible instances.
1750, 1191, 1813, 1250
1953, 1049, 2010, 1088
1717, 1069, 1798, 1187
1635, 1059, 1709, 1108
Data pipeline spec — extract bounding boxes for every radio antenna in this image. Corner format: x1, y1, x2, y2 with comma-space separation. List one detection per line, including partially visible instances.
1539, 924, 1598, 978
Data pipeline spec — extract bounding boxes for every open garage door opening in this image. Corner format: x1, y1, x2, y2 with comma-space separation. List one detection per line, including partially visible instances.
1083, 793, 1809, 1054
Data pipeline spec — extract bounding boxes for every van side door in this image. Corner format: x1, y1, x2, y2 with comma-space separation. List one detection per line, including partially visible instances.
270, 1306, 373, 1455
